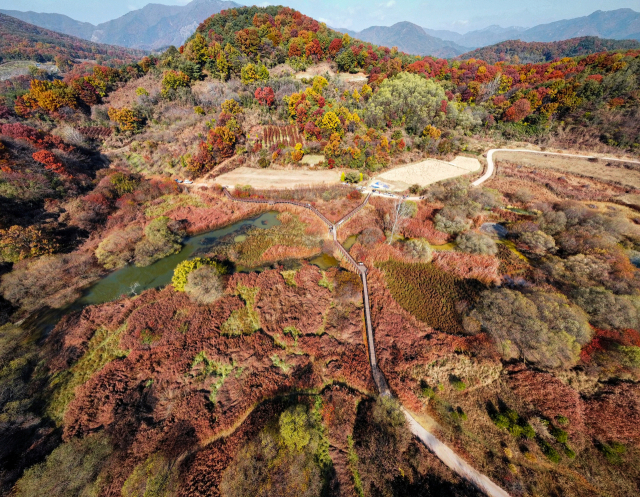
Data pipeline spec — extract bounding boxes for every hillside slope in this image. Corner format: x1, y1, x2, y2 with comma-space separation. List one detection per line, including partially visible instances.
0, 13, 146, 65
460, 36, 640, 64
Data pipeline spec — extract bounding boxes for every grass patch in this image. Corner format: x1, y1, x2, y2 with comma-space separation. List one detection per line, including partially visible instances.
318, 271, 333, 291
144, 194, 206, 218
270, 354, 291, 372
283, 326, 301, 343
121, 453, 179, 497
48, 325, 128, 423
280, 269, 298, 286
347, 435, 364, 496
377, 260, 483, 334
190, 351, 235, 404
221, 285, 260, 336
226, 212, 322, 267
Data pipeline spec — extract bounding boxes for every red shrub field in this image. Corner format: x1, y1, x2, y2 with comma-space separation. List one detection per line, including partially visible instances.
44, 264, 374, 493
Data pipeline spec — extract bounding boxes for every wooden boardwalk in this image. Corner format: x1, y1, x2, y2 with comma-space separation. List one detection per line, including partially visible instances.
222, 187, 509, 497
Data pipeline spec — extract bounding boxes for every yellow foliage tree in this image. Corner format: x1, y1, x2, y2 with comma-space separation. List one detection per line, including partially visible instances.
108, 107, 143, 133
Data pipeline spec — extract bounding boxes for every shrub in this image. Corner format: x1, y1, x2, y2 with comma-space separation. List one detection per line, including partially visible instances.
539, 439, 561, 463
95, 225, 144, 269
550, 426, 569, 444
344, 171, 360, 184
434, 207, 472, 235
518, 230, 556, 255
491, 407, 536, 439
0, 253, 101, 311
456, 231, 498, 255
13, 434, 112, 497
221, 403, 326, 497
0, 225, 59, 263
404, 238, 433, 262
255, 87, 275, 107
32, 150, 66, 175
172, 257, 223, 292
599, 442, 626, 464
365, 73, 448, 132
134, 216, 184, 267
109, 172, 139, 197
108, 106, 143, 132
240, 63, 269, 85
221, 99, 242, 115
572, 287, 639, 330
504, 98, 532, 122
161, 70, 191, 98
469, 288, 592, 367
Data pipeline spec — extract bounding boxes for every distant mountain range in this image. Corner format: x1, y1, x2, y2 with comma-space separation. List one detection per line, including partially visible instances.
423, 25, 526, 50
3, 4, 640, 57
0, 0, 240, 51
335, 8, 640, 57
352, 22, 467, 58
459, 36, 640, 64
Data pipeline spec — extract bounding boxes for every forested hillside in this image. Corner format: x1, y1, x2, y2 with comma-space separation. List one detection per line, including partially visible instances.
460, 36, 640, 64
0, 14, 146, 65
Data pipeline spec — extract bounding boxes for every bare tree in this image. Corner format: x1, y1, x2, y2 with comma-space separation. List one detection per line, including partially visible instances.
387, 197, 414, 243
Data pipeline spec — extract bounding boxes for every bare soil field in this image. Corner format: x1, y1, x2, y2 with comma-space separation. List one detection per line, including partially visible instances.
494, 151, 640, 189
372, 156, 481, 191
214, 166, 341, 189
293, 61, 368, 83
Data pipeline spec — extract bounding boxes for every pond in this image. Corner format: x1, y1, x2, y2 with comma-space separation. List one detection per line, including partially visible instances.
29, 212, 281, 334
309, 252, 340, 270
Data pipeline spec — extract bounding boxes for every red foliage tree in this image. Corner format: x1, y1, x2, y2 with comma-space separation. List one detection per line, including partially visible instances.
255, 87, 275, 107
328, 38, 343, 56
504, 98, 532, 122
305, 39, 323, 60
288, 42, 302, 57
1, 123, 74, 152
32, 150, 67, 176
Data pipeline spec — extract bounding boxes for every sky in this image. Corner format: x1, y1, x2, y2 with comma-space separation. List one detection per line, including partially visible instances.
0, 0, 638, 32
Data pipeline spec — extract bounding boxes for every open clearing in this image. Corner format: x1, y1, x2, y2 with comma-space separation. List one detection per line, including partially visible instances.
371, 156, 481, 191
495, 151, 640, 189
214, 166, 341, 189
0, 61, 57, 80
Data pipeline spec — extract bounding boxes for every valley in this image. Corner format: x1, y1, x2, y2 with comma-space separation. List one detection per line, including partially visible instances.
1, 4, 640, 497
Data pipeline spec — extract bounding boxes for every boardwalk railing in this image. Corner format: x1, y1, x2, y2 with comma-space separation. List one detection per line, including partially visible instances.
224, 187, 384, 391
336, 192, 371, 227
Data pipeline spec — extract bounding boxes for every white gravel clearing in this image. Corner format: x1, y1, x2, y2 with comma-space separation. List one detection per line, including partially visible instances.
371, 156, 481, 191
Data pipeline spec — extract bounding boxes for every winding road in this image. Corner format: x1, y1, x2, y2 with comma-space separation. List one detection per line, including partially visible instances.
222, 187, 510, 497
472, 148, 640, 187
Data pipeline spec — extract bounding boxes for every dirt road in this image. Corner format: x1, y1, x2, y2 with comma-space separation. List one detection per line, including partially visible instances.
473, 148, 640, 187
